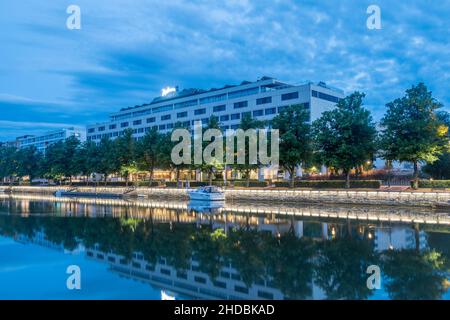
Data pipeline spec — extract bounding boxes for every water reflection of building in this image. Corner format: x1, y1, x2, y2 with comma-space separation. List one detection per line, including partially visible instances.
14, 230, 83, 254
374, 226, 428, 252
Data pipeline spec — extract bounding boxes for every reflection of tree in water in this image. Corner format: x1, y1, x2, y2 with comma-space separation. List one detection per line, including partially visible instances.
0, 215, 449, 300
314, 238, 377, 300
380, 249, 448, 300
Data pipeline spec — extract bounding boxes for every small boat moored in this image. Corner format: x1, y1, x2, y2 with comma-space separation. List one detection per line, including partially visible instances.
188, 186, 225, 201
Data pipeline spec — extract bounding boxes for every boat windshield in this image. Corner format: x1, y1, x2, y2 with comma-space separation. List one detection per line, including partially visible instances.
201, 186, 222, 193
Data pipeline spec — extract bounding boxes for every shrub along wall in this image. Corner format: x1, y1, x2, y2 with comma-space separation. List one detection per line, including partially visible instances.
412, 180, 450, 188
273, 180, 382, 189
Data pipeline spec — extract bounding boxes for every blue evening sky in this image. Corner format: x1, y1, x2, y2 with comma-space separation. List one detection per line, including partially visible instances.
0, 0, 449, 141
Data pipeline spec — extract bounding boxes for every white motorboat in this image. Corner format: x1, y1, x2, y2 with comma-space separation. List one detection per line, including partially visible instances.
188, 186, 225, 201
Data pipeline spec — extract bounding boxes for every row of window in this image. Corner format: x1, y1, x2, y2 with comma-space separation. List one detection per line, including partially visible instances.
312, 90, 340, 103
109, 89, 304, 122
88, 104, 308, 136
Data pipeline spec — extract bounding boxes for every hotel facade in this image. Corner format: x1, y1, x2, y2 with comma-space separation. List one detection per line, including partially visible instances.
16, 127, 85, 153
86, 77, 344, 180
86, 77, 344, 141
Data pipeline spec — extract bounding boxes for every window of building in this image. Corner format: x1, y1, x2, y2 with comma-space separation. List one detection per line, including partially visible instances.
147, 117, 156, 123
167, 123, 174, 129
133, 120, 142, 125
233, 101, 248, 109
200, 93, 226, 104
195, 108, 206, 115
213, 280, 227, 289
213, 105, 226, 112
281, 92, 299, 101
174, 99, 198, 109
98, 126, 105, 132
253, 109, 264, 117
256, 96, 272, 105
312, 90, 340, 103
109, 124, 117, 130
241, 111, 251, 118
88, 128, 95, 133
220, 115, 229, 121
231, 113, 241, 120
160, 268, 171, 276
194, 276, 207, 284
177, 111, 188, 118
121, 122, 129, 128
228, 87, 259, 99
265, 107, 277, 115
235, 286, 249, 294
161, 114, 171, 121
159, 124, 166, 130
257, 291, 274, 299
152, 104, 172, 113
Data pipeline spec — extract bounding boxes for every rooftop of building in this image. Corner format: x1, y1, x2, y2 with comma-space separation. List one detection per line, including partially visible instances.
117, 76, 343, 113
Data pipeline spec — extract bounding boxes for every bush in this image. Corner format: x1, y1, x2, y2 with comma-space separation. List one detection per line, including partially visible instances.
412, 180, 450, 188
232, 180, 269, 188
274, 180, 381, 189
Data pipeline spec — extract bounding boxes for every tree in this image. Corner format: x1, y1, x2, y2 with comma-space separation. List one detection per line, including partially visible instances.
0, 146, 18, 184
198, 116, 224, 185
232, 113, 265, 187
422, 111, 450, 179
44, 141, 66, 184
75, 141, 99, 185
380, 83, 449, 188
272, 104, 312, 187
113, 129, 136, 187
312, 92, 377, 188
136, 128, 161, 186
62, 136, 81, 184
15, 146, 42, 183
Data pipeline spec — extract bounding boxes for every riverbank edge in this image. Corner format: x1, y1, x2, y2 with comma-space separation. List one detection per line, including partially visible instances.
3, 185, 450, 208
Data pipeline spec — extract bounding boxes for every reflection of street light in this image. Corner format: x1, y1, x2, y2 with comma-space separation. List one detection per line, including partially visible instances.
368, 232, 373, 239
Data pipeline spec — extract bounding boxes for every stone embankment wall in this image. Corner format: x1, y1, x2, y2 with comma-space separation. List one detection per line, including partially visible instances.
5, 186, 450, 207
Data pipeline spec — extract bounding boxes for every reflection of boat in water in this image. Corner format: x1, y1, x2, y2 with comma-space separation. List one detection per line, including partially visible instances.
188, 186, 225, 201
161, 290, 176, 300
188, 199, 225, 214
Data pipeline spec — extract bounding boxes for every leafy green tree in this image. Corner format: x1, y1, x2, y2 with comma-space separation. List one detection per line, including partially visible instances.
198, 116, 224, 185
75, 141, 99, 185
136, 128, 161, 186
15, 146, 42, 183
232, 113, 265, 187
97, 137, 119, 185
43, 141, 66, 184
272, 104, 312, 187
62, 136, 81, 184
312, 92, 377, 188
422, 110, 450, 179
113, 129, 136, 186
380, 83, 449, 188
0, 146, 18, 184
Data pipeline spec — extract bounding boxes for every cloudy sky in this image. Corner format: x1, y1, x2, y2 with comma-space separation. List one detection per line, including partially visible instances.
0, 0, 449, 141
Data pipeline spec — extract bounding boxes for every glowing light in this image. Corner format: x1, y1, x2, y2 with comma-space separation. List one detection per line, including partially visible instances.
161, 87, 176, 97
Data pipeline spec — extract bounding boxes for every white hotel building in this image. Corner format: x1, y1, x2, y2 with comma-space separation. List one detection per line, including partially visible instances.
17, 127, 85, 153
86, 76, 344, 141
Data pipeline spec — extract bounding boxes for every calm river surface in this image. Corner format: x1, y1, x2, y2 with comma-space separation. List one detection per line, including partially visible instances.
0, 193, 449, 300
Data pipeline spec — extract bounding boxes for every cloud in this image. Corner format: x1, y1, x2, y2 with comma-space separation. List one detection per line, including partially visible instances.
0, 0, 449, 141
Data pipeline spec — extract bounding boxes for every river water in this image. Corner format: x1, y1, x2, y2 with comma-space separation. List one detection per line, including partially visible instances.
0, 193, 449, 300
